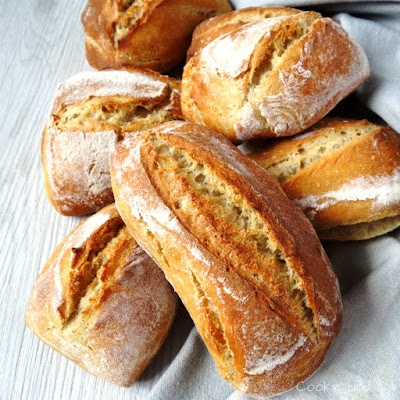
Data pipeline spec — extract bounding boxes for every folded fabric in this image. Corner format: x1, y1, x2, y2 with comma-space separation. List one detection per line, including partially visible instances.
231, 0, 400, 15
335, 13, 400, 134
148, 2, 400, 399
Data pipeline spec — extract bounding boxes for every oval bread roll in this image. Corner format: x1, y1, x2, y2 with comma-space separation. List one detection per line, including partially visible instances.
81, 0, 232, 73
25, 203, 178, 386
41, 69, 182, 216
181, 7, 370, 142
243, 118, 400, 241
109, 121, 343, 398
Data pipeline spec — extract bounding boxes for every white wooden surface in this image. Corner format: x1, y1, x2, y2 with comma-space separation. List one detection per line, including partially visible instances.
0, 1, 193, 399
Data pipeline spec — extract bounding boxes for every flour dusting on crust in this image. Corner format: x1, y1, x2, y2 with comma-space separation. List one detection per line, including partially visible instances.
44, 129, 118, 214
53, 70, 169, 112
295, 168, 400, 219
200, 17, 288, 78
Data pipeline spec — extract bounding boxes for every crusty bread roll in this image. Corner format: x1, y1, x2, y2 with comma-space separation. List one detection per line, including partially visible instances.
181, 7, 370, 142
41, 68, 182, 216
81, 0, 232, 73
109, 120, 343, 398
25, 203, 178, 387
243, 118, 400, 241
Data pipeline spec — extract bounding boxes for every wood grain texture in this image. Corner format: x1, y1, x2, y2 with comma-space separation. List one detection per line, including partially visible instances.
0, 1, 193, 399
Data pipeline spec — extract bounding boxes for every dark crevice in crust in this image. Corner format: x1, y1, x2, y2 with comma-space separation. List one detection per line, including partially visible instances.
320, 214, 400, 241
57, 217, 126, 326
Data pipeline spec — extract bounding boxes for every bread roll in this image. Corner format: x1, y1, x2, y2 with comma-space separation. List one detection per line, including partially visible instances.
243, 118, 400, 241
25, 203, 178, 386
81, 0, 232, 73
181, 7, 370, 142
109, 120, 343, 398
41, 69, 182, 216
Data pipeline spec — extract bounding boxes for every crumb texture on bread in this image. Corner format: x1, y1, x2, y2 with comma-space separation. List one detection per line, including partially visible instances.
110, 121, 343, 397
51, 70, 182, 136
246, 118, 378, 184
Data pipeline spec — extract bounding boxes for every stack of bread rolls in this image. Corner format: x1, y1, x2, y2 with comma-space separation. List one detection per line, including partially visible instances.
26, 2, 400, 398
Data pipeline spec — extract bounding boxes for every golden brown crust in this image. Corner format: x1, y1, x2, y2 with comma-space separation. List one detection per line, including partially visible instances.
25, 203, 178, 386
244, 118, 400, 240
181, 7, 370, 142
109, 120, 343, 397
81, 0, 232, 73
41, 68, 182, 216
186, 6, 302, 60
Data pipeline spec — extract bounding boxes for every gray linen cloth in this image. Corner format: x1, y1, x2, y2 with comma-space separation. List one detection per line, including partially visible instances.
148, 2, 400, 399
